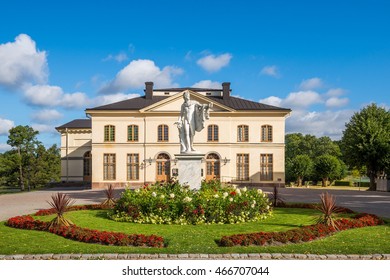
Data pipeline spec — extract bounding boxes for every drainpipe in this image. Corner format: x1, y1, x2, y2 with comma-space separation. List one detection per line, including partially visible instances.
143, 116, 147, 184
66, 128, 69, 183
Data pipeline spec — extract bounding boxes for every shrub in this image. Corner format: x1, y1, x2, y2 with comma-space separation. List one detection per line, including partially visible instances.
333, 180, 352, 186
6, 215, 164, 247
111, 180, 272, 225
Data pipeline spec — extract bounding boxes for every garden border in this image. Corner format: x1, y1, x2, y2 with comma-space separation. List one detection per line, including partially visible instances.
1, 253, 389, 260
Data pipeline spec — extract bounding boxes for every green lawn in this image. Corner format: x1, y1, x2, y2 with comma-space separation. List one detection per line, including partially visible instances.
1, 208, 389, 255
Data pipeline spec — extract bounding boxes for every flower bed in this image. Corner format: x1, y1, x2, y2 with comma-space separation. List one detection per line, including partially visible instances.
35, 204, 105, 216
6, 215, 164, 247
111, 180, 272, 225
218, 213, 384, 247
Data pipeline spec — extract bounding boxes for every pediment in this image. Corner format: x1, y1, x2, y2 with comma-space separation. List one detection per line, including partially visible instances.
140, 90, 235, 113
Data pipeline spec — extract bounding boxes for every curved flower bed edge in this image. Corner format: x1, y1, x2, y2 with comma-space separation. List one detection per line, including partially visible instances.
218, 213, 384, 247
6, 212, 164, 248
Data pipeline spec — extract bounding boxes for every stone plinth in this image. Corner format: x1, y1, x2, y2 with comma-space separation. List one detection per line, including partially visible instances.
175, 153, 204, 189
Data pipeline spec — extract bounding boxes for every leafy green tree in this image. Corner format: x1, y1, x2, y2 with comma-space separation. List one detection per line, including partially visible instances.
7, 125, 39, 191
341, 104, 390, 190
0, 151, 19, 188
289, 155, 313, 187
314, 155, 341, 187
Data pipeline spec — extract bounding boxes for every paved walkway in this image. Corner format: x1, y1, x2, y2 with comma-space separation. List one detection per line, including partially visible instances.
1, 186, 390, 221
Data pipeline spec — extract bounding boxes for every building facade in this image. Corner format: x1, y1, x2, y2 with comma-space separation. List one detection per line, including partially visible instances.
56, 82, 291, 189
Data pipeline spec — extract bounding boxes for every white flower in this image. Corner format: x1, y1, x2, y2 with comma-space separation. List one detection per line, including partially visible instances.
257, 189, 263, 194
223, 192, 228, 198
229, 198, 233, 202
135, 189, 140, 193
160, 195, 165, 199
152, 192, 157, 197
213, 194, 219, 198
242, 187, 247, 192
251, 204, 255, 208
183, 196, 192, 202
266, 205, 270, 210
170, 193, 175, 199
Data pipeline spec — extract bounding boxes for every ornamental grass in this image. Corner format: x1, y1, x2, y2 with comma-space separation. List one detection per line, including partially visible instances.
47, 193, 75, 228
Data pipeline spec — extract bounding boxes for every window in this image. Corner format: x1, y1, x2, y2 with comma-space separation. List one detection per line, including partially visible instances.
103, 153, 116, 180
236, 154, 249, 181
104, 125, 115, 142
207, 125, 219, 142
261, 125, 273, 142
260, 154, 273, 181
237, 125, 249, 142
127, 154, 139, 180
128, 125, 139, 142
206, 153, 220, 180
158, 124, 169, 142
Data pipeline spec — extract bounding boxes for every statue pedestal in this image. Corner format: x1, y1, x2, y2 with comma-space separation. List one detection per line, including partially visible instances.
175, 153, 204, 189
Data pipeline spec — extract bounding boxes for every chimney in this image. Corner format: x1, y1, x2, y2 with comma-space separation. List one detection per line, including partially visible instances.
222, 82, 231, 100
144, 82, 154, 99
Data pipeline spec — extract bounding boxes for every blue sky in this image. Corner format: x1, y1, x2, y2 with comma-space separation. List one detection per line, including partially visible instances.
0, 0, 389, 151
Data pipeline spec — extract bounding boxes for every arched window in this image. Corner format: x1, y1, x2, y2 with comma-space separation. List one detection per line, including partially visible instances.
237, 125, 249, 142
206, 153, 220, 181
207, 125, 219, 142
128, 125, 139, 142
158, 124, 169, 142
104, 125, 115, 142
261, 125, 273, 142
156, 153, 170, 181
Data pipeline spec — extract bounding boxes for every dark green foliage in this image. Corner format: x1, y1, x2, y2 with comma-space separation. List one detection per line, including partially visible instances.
341, 103, 390, 190
313, 155, 342, 187
0, 125, 60, 191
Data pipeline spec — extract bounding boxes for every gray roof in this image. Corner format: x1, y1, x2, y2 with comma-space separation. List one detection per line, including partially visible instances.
87, 95, 290, 111
55, 119, 91, 130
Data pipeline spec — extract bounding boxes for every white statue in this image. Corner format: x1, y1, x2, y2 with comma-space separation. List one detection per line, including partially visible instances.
174, 91, 212, 153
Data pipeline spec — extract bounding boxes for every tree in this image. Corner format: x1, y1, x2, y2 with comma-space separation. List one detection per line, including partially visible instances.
314, 155, 341, 187
6, 126, 39, 191
341, 104, 390, 190
289, 155, 312, 187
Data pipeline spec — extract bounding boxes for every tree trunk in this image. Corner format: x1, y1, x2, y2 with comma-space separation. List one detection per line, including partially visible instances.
322, 177, 328, 187
297, 176, 302, 187
18, 147, 25, 191
369, 172, 376, 191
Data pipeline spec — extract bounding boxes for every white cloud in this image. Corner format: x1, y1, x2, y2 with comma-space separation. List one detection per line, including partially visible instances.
192, 80, 221, 89
31, 123, 57, 134
325, 97, 349, 108
23, 84, 89, 109
260, 65, 279, 77
99, 59, 183, 94
31, 109, 63, 123
286, 109, 354, 139
197, 53, 232, 72
91, 93, 140, 107
326, 88, 347, 97
0, 143, 11, 153
284, 90, 323, 108
299, 77, 323, 90
259, 96, 283, 107
103, 52, 128, 63
0, 118, 14, 135
23, 84, 63, 107
0, 34, 48, 89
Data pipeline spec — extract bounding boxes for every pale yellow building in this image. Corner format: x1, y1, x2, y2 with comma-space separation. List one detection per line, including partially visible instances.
56, 82, 291, 189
